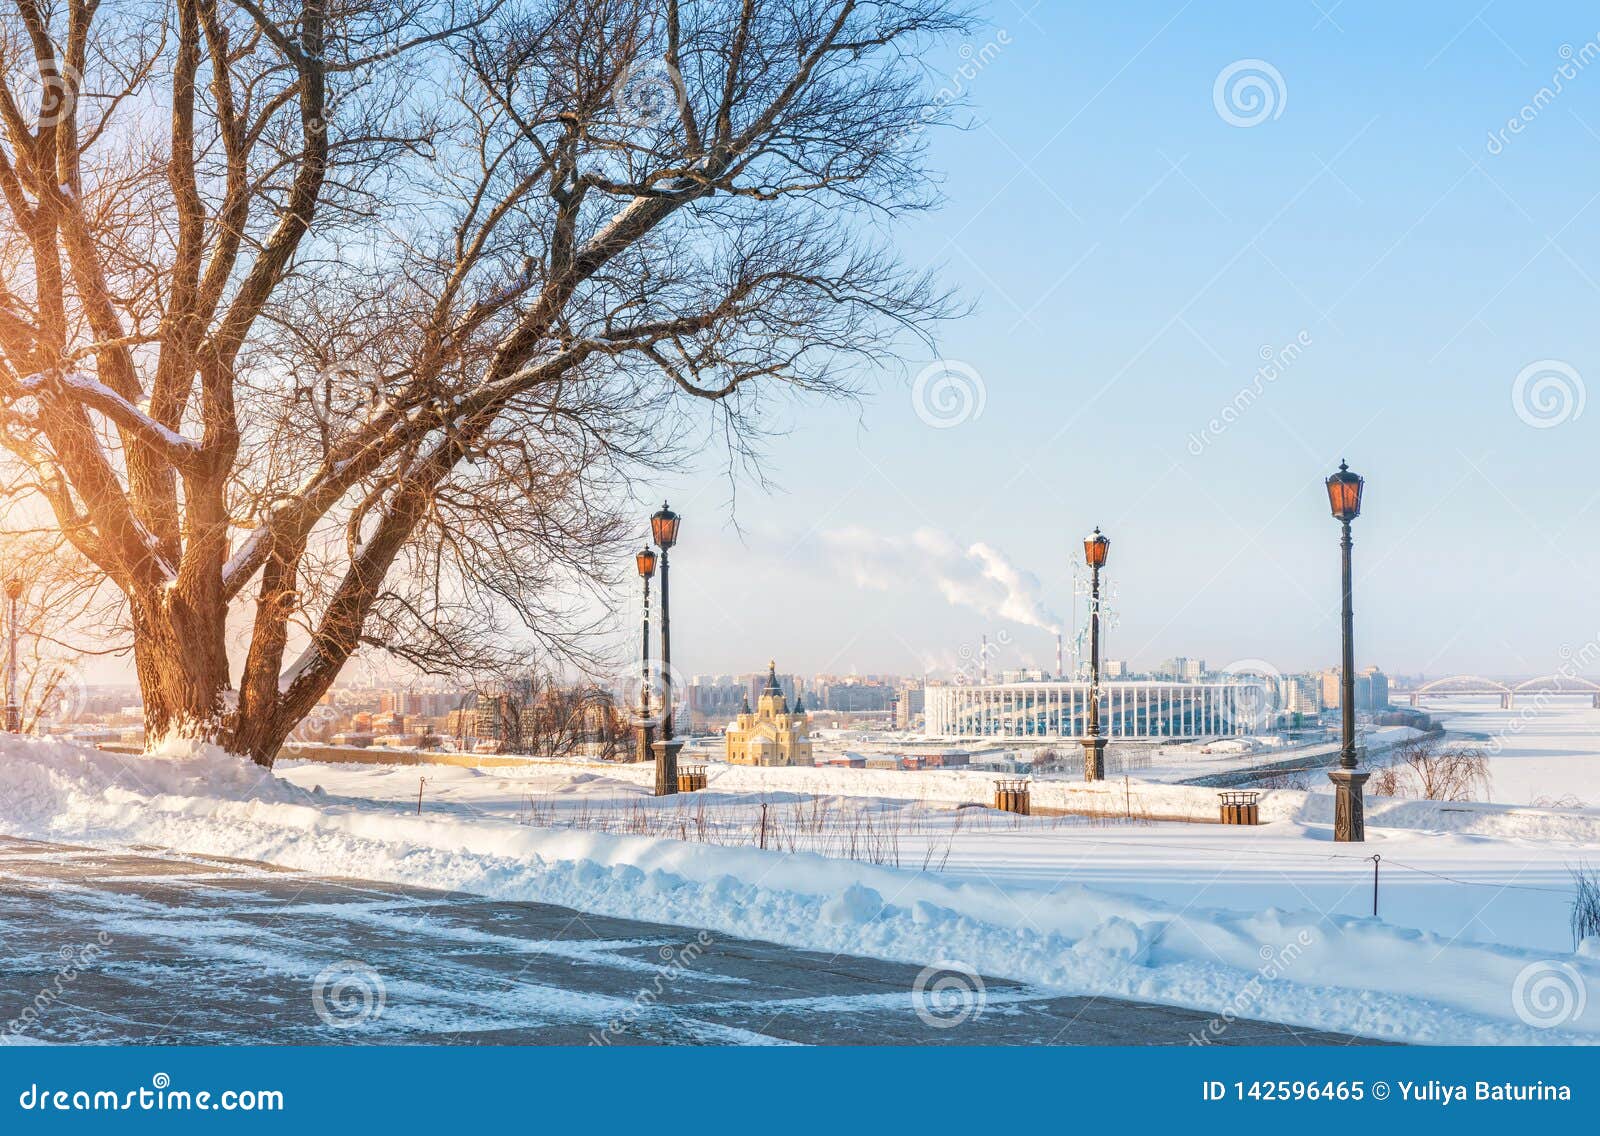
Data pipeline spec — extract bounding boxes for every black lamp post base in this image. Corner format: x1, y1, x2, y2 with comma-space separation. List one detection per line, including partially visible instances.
1081, 736, 1107, 782
652, 738, 684, 796
635, 723, 655, 764
1328, 769, 1369, 842
3, 706, 17, 733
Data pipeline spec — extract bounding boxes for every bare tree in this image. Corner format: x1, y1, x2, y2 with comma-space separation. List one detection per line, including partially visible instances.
0, 0, 966, 763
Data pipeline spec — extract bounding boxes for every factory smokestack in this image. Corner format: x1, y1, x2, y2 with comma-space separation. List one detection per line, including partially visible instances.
1057, 633, 1063, 679
981, 633, 988, 684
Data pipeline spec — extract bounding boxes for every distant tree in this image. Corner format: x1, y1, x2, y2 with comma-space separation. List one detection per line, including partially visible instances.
0, 532, 98, 731
0, 0, 966, 762
503, 671, 625, 759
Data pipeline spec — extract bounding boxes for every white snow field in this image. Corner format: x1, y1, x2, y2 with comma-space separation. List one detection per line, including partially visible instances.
3, 731, 1600, 1045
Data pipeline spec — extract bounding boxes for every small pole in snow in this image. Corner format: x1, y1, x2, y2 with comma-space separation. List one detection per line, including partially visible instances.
758, 802, 769, 850
1370, 853, 1381, 917
417, 777, 428, 815
1124, 775, 1131, 819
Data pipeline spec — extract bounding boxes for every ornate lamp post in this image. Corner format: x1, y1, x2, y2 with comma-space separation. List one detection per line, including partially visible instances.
635, 547, 658, 765
650, 502, 682, 796
1081, 527, 1110, 781
4, 575, 21, 733
1325, 461, 1368, 842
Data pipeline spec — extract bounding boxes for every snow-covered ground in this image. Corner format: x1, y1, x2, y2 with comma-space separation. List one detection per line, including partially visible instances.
3, 734, 1600, 1045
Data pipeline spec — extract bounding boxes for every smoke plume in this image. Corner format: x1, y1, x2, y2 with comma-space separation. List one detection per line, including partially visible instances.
821, 527, 1062, 635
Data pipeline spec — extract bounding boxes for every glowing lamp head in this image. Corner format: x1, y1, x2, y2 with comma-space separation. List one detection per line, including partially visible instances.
1083, 527, 1110, 569
650, 501, 680, 550
635, 547, 658, 579
3, 575, 19, 601
1325, 460, 1364, 523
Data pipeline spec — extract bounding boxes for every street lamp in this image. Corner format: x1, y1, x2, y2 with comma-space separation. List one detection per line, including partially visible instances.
4, 575, 21, 733
1081, 527, 1110, 781
1325, 460, 1368, 842
650, 502, 681, 796
635, 547, 658, 765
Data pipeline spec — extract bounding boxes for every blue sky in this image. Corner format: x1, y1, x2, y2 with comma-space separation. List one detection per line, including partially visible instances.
646, 1, 1600, 683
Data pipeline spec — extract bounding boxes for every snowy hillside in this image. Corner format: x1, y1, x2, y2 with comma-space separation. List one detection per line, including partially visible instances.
2, 734, 1598, 1045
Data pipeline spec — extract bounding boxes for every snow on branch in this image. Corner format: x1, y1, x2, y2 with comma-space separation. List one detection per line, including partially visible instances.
18, 370, 203, 466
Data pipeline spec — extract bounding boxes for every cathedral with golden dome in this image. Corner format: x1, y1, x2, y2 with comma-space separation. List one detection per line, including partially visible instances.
724, 661, 814, 767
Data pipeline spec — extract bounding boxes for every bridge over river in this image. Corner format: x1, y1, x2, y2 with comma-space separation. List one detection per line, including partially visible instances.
1403, 674, 1600, 709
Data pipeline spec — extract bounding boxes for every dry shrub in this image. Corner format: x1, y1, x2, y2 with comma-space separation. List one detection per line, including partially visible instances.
514, 785, 1154, 870
1368, 737, 1491, 802
1531, 793, 1586, 810
1368, 764, 1403, 797
1571, 863, 1600, 948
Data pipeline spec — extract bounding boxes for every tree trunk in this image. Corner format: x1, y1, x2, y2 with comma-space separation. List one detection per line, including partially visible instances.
226, 712, 293, 768
129, 591, 238, 758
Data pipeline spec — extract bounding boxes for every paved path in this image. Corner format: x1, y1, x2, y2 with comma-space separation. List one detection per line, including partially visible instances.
0, 835, 1378, 1046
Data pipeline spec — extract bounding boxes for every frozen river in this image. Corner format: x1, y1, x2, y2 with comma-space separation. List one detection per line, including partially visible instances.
1419, 697, 1600, 807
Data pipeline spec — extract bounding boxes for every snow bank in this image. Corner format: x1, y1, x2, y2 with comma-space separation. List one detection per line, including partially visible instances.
2, 735, 1596, 1045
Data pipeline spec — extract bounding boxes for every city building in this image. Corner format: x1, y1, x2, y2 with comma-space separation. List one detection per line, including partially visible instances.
818, 679, 892, 712
725, 662, 814, 766
1361, 666, 1390, 710
894, 685, 925, 729
1319, 666, 1390, 711
1278, 673, 1324, 717
378, 689, 462, 718
924, 678, 1269, 739
689, 678, 745, 730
